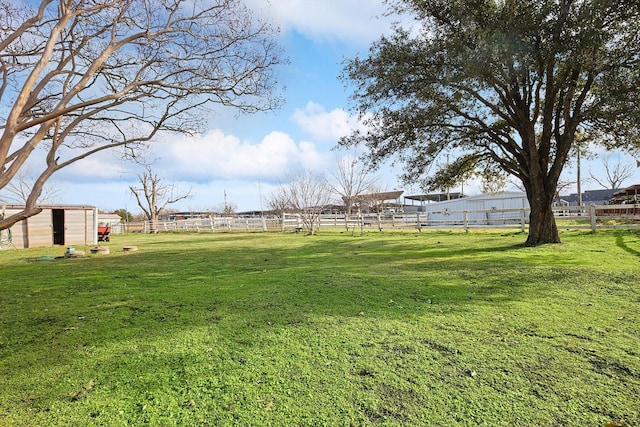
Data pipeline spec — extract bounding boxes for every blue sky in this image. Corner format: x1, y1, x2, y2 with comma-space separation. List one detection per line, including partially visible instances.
44, 0, 407, 214
17, 0, 640, 213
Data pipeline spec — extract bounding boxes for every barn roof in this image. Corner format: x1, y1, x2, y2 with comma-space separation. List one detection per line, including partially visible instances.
612, 184, 640, 197
365, 190, 403, 200
404, 192, 464, 202
349, 190, 404, 202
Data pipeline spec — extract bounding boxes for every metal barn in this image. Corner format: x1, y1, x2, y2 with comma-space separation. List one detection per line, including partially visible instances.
415, 192, 529, 224
1, 205, 98, 249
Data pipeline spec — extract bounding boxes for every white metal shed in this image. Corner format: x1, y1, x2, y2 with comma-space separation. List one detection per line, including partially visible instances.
1, 204, 98, 249
418, 192, 529, 224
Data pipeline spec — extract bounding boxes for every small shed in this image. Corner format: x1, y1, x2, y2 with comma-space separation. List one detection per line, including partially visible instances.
1, 204, 98, 249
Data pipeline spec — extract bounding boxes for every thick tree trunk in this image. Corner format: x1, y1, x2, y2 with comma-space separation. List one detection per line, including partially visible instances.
149, 213, 159, 234
0, 183, 45, 231
525, 191, 560, 246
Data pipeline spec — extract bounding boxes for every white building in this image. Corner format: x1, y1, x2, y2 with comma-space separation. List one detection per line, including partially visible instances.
407, 192, 529, 225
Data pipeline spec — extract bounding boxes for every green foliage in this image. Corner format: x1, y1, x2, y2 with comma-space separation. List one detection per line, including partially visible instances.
0, 231, 638, 426
112, 209, 133, 222
341, 0, 640, 244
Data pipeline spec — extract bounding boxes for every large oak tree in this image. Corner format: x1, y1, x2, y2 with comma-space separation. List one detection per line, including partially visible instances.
341, 0, 640, 245
0, 0, 283, 231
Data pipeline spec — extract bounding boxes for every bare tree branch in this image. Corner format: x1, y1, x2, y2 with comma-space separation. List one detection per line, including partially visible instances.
589, 154, 635, 189
0, 167, 62, 204
328, 155, 379, 229
0, 0, 284, 230
284, 172, 333, 235
129, 164, 191, 233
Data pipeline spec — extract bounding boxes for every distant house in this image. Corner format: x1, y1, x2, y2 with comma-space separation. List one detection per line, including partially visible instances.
562, 189, 618, 206
1, 205, 98, 249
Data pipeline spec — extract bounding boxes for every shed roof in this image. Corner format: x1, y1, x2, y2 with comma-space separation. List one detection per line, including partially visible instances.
3, 204, 96, 210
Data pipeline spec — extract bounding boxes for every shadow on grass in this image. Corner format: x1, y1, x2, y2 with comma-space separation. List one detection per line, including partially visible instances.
0, 233, 542, 344
3, 232, 639, 426
1, 229, 604, 362
30, 235, 546, 329
615, 231, 640, 257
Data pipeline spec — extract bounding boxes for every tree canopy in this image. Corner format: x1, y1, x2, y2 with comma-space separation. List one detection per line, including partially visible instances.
0, 0, 284, 230
341, 0, 640, 245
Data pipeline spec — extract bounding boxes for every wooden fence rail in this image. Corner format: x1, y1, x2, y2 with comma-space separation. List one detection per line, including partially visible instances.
115, 204, 640, 235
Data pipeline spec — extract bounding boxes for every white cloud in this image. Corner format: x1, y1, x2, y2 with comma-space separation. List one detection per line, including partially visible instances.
16, 126, 336, 212
247, 0, 397, 45
291, 101, 363, 142
156, 128, 330, 181
53, 129, 315, 183
9, 144, 133, 184
61, 152, 131, 181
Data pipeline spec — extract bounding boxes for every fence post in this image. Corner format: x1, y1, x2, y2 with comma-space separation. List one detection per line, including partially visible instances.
590, 204, 597, 233
262, 217, 267, 231
520, 209, 526, 232
463, 211, 469, 233
417, 213, 422, 232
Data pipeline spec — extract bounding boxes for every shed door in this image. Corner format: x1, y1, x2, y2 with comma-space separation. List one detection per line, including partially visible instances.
52, 209, 65, 245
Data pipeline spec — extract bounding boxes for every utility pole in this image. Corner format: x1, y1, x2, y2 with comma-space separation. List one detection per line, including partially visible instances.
258, 181, 263, 215
577, 148, 583, 208
446, 153, 450, 200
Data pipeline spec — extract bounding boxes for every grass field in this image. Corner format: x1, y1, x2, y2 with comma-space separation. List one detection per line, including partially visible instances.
0, 229, 638, 426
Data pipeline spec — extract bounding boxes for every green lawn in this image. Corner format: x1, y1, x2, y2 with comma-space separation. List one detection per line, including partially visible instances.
0, 229, 638, 426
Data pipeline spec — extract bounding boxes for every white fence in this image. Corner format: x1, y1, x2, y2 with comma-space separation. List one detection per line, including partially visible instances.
121, 217, 276, 233
113, 203, 640, 235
